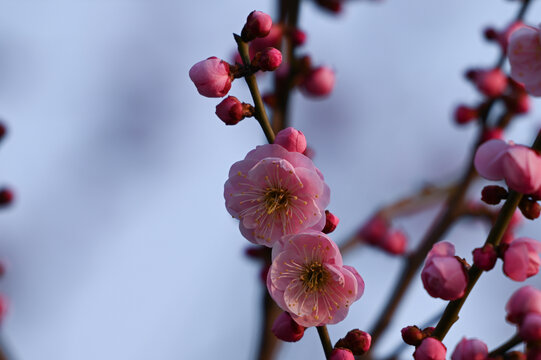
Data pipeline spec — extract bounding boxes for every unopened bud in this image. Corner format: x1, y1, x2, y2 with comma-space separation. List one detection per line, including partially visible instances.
253, 48, 282, 71
474, 69, 508, 98
0, 188, 13, 206
323, 210, 340, 234
335, 329, 371, 355
330, 348, 354, 360
472, 244, 498, 271
241, 11, 273, 42
274, 127, 307, 153
301, 66, 335, 98
271, 312, 305, 342
292, 28, 307, 46
454, 105, 478, 125
215, 96, 253, 125
518, 197, 541, 220
401, 326, 424, 346
481, 185, 508, 205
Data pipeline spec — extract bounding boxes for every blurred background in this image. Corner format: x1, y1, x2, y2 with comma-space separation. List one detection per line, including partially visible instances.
0, 0, 540, 359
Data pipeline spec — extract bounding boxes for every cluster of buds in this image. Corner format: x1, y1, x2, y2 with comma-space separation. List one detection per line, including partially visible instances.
357, 213, 408, 255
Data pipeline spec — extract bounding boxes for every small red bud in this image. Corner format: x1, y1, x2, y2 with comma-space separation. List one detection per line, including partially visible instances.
473, 244, 498, 271
292, 29, 307, 46
254, 48, 282, 71
271, 312, 305, 342
241, 11, 273, 42
401, 326, 424, 346
335, 329, 371, 355
454, 105, 478, 125
481, 185, 508, 205
518, 197, 541, 220
215, 96, 253, 125
484, 27, 499, 41
322, 210, 340, 234
480, 128, 503, 143
0, 188, 14, 206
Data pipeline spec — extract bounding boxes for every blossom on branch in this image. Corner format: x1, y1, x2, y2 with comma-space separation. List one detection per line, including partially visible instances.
224, 134, 330, 246
508, 24, 541, 96
267, 232, 364, 327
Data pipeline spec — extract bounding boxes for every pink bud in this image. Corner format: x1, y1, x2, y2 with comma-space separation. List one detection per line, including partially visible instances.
358, 214, 389, 245
473, 69, 508, 98
301, 66, 335, 97
503, 237, 541, 281
380, 230, 408, 255
414, 338, 447, 360
292, 29, 307, 46
335, 329, 371, 355
473, 244, 498, 271
454, 105, 478, 125
323, 210, 340, 234
271, 311, 305, 342
474, 139, 510, 181
421, 242, 468, 300
501, 146, 541, 194
255, 48, 282, 71
451, 338, 488, 360
481, 185, 508, 205
520, 313, 541, 342
274, 127, 307, 153
215, 96, 245, 125
241, 11, 273, 42
402, 326, 424, 346
506, 286, 541, 324
189, 57, 232, 98
330, 348, 355, 360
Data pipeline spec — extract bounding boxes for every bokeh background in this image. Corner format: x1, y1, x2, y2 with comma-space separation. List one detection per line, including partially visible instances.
0, 0, 540, 359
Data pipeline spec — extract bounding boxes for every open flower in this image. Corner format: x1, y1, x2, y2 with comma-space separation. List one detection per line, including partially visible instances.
508, 25, 541, 96
224, 142, 330, 246
267, 232, 364, 327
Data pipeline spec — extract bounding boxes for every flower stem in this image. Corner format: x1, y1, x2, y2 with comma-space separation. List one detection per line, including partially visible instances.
234, 34, 275, 144
488, 334, 522, 358
317, 326, 333, 359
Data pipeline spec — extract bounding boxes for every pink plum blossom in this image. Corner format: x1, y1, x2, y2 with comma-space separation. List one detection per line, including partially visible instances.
189, 57, 232, 98
474, 139, 541, 194
520, 313, 541, 342
274, 127, 307, 153
271, 311, 305, 342
503, 237, 541, 281
301, 66, 336, 97
330, 348, 355, 360
451, 338, 488, 360
414, 338, 447, 360
421, 242, 468, 300
506, 286, 541, 324
267, 232, 364, 327
508, 25, 541, 96
224, 143, 330, 246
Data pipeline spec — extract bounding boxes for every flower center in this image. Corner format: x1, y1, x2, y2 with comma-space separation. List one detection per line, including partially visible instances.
300, 261, 329, 292
264, 187, 290, 214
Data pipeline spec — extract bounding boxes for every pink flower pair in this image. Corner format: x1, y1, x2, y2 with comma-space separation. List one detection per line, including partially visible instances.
474, 139, 541, 195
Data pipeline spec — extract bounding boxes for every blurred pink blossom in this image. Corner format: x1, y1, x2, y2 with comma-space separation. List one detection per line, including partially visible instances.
508, 25, 541, 96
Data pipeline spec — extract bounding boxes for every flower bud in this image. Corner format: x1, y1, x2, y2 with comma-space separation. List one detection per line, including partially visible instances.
481, 185, 508, 205
421, 242, 468, 300
472, 244, 498, 271
274, 127, 307, 153
473, 68, 508, 98
503, 237, 541, 281
358, 214, 389, 245
330, 348, 355, 360
323, 210, 340, 234
253, 48, 282, 71
271, 311, 305, 342
520, 313, 541, 342
501, 146, 541, 194
506, 286, 541, 324
480, 128, 503, 143
451, 338, 488, 360
301, 66, 335, 98
380, 230, 408, 255
402, 326, 424, 346
518, 197, 541, 220
414, 338, 447, 360
292, 28, 307, 46
241, 11, 273, 42
0, 123, 6, 141
335, 329, 371, 355
474, 139, 509, 181
189, 57, 232, 98
454, 105, 478, 125
0, 188, 14, 206
215, 96, 247, 125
